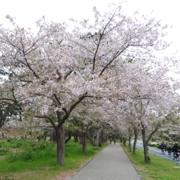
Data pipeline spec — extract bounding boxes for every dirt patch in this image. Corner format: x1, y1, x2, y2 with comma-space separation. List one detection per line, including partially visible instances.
52, 169, 77, 180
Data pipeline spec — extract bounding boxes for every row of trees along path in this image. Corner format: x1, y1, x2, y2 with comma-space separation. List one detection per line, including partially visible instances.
0, 3, 179, 165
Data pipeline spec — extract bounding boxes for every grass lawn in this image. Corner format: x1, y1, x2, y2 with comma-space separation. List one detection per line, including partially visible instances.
121, 143, 180, 180
0, 139, 107, 180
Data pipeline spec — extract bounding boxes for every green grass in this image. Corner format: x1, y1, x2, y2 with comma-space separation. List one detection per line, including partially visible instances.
0, 139, 107, 180
0, 139, 29, 149
121, 144, 180, 180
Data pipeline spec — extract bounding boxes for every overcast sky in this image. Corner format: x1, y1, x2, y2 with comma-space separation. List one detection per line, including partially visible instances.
0, 0, 180, 59
0, 0, 179, 25
0, 0, 179, 47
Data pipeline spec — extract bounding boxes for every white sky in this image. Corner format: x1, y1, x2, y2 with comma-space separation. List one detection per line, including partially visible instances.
0, 0, 179, 28
0, 0, 180, 60
0, 0, 180, 48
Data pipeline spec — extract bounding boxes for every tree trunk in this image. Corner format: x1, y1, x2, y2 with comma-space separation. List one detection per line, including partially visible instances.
56, 126, 65, 165
79, 136, 82, 144
142, 128, 150, 163
95, 127, 103, 146
74, 133, 79, 142
99, 131, 103, 147
65, 131, 72, 144
132, 128, 138, 155
82, 132, 87, 153
128, 136, 132, 152
123, 136, 127, 146
50, 129, 56, 142
87, 132, 96, 146
120, 136, 123, 143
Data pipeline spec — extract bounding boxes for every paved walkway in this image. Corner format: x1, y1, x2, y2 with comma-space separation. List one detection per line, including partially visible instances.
68, 143, 142, 180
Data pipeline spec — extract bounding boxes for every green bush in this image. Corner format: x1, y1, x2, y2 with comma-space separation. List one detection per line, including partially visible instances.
6, 139, 12, 143
30, 141, 50, 150
7, 142, 56, 162
0, 148, 9, 156
11, 141, 23, 148
0, 139, 29, 149
8, 150, 39, 162
148, 142, 160, 148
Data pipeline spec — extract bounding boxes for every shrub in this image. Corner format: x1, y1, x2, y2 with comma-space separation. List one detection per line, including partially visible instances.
7, 142, 56, 162
0, 148, 9, 156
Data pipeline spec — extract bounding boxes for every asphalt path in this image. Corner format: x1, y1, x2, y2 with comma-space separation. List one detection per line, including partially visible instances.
136, 140, 180, 164
69, 143, 142, 180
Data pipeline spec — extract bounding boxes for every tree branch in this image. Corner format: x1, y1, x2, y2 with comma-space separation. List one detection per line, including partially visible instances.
99, 43, 129, 76
53, 94, 62, 106
35, 115, 57, 129
58, 92, 88, 127
64, 70, 73, 80
146, 122, 161, 143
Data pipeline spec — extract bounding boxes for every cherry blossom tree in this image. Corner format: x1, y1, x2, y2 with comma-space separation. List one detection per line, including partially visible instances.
114, 61, 178, 162
93, 53, 179, 162
0, 3, 172, 165
0, 18, 91, 165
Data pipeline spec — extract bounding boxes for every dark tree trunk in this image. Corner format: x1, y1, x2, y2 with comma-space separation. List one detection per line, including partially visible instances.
99, 130, 104, 146
65, 131, 72, 144
74, 133, 79, 142
87, 133, 96, 146
50, 129, 56, 142
95, 127, 103, 146
79, 136, 82, 144
128, 136, 132, 152
142, 128, 150, 163
55, 126, 65, 165
133, 128, 138, 155
120, 136, 123, 143
19, 110, 22, 121
82, 132, 87, 153
123, 137, 127, 146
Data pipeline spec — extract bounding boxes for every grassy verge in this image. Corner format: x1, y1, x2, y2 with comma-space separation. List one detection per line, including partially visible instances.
121, 143, 180, 180
0, 139, 107, 180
